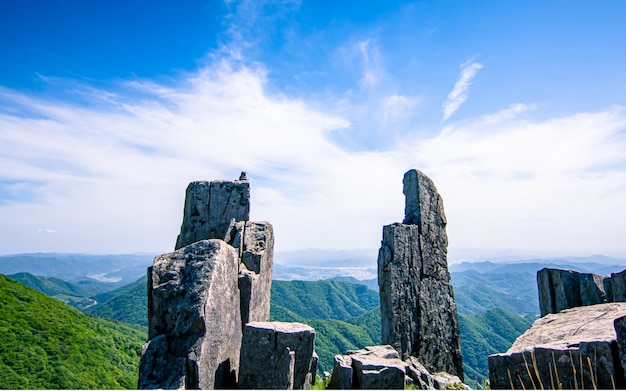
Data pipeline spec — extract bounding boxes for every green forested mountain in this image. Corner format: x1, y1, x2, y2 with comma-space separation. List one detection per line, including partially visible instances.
85, 276, 148, 326
0, 274, 146, 389
459, 308, 536, 384
271, 279, 379, 320
270, 303, 380, 372
270, 280, 533, 383
7, 272, 98, 310
451, 269, 539, 316
6, 270, 534, 386
269, 280, 382, 372
7, 272, 91, 297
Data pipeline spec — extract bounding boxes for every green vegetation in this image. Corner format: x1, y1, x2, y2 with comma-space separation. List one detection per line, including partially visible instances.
451, 269, 539, 316
459, 308, 536, 385
271, 280, 533, 384
0, 274, 146, 389
7, 272, 98, 310
270, 281, 381, 372
271, 280, 379, 320
86, 276, 148, 326
6, 269, 535, 387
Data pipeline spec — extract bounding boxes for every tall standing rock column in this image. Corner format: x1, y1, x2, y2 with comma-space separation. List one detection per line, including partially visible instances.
377, 169, 463, 379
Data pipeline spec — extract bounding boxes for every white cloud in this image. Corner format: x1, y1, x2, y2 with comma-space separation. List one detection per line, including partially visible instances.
403, 104, 626, 257
442, 60, 484, 121
382, 94, 423, 125
2, 56, 626, 259
0, 59, 404, 254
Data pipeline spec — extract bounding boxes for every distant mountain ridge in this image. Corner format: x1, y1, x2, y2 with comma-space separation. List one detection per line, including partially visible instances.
0, 253, 154, 287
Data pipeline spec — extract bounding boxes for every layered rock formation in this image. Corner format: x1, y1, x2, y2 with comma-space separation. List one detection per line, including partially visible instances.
538, 268, 626, 316
139, 174, 290, 389
377, 169, 463, 379
489, 303, 626, 389
238, 322, 317, 389
328, 345, 467, 390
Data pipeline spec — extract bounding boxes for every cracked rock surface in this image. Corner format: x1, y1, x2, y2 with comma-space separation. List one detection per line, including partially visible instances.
377, 169, 463, 380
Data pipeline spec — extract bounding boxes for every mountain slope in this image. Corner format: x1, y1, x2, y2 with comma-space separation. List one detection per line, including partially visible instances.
0, 274, 146, 389
86, 276, 148, 326
452, 269, 539, 316
459, 308, 536, 384
7, 272, 99, 309
270, 280, 533, 383
269, 303, 377, 372
271, 279, 379, 320
6, 268, 534, 384
0, 253, 153, 287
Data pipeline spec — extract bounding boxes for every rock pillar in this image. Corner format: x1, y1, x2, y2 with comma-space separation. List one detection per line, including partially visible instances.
377, 169, 463, 379
140, 173, 278, 389
139, 240, 242, 389
175, 178, 250, 250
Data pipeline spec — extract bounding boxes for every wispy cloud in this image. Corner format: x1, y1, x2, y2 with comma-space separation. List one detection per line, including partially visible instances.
442, 60, 483, 121
0, 59, 404, 254
405, 104, 626, 255
2, 54, 626, 258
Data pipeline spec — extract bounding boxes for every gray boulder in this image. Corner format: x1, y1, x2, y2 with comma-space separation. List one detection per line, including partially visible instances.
489, 303, 626, 389
140, 240, 242, 389
329, 355, 354, 389
238, 321, 317, 389
329, 345, 467, 390
377, 169, 463, 379
175, 177, 250, 250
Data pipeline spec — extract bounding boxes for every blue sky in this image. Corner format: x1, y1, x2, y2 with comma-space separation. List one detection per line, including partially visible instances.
2, 0, 626, 260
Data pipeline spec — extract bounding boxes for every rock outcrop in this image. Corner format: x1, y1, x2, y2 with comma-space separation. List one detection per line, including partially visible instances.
377, 169, 463, 379
175, 178, 250, 250
615, 315, 626, 382
328, 345, 468, 390
139, 174, 281, 389
538, 268, 626, 317
489, 302, 626, 389
238, 322, 317, 389
224, 220, 274, 328
139, 240, 242, 389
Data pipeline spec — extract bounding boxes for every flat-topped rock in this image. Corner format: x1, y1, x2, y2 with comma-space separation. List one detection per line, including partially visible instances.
511, 303, 626, 351
238, 322, 317, 389
489, 303, 626, 389
175, 177, 250, 250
